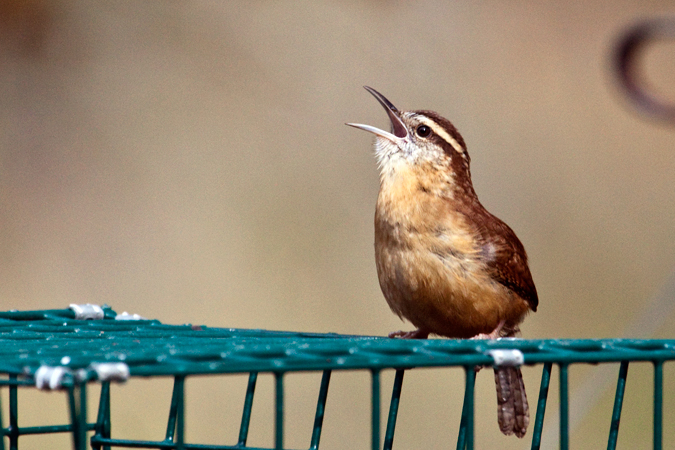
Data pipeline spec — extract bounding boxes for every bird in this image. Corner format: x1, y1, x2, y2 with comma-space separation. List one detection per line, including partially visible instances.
346, 86, 538, 438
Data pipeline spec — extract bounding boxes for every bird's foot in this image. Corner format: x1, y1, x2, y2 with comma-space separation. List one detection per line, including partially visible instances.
388, 329, 430, 339
470, 319, 506, 340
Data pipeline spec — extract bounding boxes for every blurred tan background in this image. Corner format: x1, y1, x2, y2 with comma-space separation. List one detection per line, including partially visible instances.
1, 1, 674, 449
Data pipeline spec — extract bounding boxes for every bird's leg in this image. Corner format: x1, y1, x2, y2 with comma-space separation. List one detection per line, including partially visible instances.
470, 319, 506, 340
471, 319, 507, 373
388, 329, 430, 339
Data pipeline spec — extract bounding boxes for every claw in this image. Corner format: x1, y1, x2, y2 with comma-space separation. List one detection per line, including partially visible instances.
388, 329, 430, 339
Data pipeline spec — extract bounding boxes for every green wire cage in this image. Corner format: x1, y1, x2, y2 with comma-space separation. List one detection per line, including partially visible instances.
0, 304, 672, 450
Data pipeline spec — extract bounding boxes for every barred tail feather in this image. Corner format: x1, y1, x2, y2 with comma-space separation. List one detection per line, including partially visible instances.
494, 366, 529, 438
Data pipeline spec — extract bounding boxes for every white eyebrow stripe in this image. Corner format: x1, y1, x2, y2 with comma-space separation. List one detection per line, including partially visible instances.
416, 116, 465, 155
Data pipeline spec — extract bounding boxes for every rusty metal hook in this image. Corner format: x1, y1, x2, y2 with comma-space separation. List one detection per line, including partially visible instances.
614, 18, 675, 122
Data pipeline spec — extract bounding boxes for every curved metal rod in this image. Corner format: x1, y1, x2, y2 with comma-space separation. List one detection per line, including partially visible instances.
614, 18, 675, 122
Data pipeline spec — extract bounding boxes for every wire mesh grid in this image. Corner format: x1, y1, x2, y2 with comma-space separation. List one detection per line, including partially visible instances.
0, 305, 672, 450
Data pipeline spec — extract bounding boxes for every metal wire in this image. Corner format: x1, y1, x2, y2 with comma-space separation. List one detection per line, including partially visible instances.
607, 362, 629, 450
456, 368, 476, 450
530, 362, 552, 450
654, 361, 664, 450
382, 369, 404, 450
0, 306, 673, 450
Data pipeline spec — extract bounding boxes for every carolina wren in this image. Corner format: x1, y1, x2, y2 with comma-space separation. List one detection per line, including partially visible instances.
347, 87, 538, 438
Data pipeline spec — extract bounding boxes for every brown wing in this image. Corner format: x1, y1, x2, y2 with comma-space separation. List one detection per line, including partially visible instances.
473, 210, 539, 312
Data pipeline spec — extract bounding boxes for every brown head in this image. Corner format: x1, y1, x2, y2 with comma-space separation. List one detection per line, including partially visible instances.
346, 86, 476, 199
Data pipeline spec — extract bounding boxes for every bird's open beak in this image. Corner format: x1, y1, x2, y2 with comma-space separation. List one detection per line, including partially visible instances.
346, 86, 408, 141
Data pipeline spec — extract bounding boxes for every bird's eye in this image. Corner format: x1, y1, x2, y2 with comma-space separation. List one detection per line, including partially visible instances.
416, 125, 432, 138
